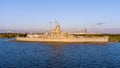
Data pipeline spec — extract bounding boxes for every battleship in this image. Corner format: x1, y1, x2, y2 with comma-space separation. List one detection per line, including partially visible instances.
15, 23, 109, 43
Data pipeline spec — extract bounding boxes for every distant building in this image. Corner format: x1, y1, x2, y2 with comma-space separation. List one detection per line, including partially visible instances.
6, 31, 13, 33
70, 28, 99, 35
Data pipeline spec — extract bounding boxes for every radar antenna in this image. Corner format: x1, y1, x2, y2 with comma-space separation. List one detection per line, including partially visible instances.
50, 21, 53, 31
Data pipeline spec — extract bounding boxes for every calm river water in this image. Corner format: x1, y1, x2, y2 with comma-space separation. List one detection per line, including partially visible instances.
0, 38, 120, 68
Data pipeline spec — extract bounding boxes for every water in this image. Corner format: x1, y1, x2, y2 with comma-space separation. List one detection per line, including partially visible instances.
0, 38, 120, 68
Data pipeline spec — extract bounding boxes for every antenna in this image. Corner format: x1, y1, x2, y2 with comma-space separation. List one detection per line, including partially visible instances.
50, 21, 53, 31
55, 20, 60, 26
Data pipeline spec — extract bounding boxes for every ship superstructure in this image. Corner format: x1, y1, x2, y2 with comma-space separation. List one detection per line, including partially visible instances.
16, 22, 109, 43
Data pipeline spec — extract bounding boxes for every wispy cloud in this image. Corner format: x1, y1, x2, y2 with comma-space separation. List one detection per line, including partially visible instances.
96, 22, 105, 25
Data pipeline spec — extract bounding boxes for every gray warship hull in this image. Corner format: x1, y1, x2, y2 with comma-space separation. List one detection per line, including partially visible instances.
16, 37, 109, 43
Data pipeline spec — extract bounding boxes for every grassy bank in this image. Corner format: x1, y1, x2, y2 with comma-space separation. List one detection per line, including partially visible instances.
108, 34, 120, 42
0, 33, 27, 38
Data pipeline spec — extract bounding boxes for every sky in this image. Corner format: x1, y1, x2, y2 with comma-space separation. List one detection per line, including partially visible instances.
0, 0, 120, 33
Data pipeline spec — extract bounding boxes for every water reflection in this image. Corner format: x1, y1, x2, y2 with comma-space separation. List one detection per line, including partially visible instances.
44, 43, 109, 68
45, 43, 65, 68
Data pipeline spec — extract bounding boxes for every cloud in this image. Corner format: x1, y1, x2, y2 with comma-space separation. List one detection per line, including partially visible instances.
96, 22, 104, 25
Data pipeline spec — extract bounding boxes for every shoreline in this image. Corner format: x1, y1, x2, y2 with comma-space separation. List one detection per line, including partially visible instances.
1, 33, 120, 42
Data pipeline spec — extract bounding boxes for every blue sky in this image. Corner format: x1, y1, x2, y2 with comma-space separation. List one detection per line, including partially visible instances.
0, 0, 120, 33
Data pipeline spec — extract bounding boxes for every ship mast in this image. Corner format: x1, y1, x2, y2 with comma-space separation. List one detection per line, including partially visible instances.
50, 21, 52, 31
55, 20, 60, 31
